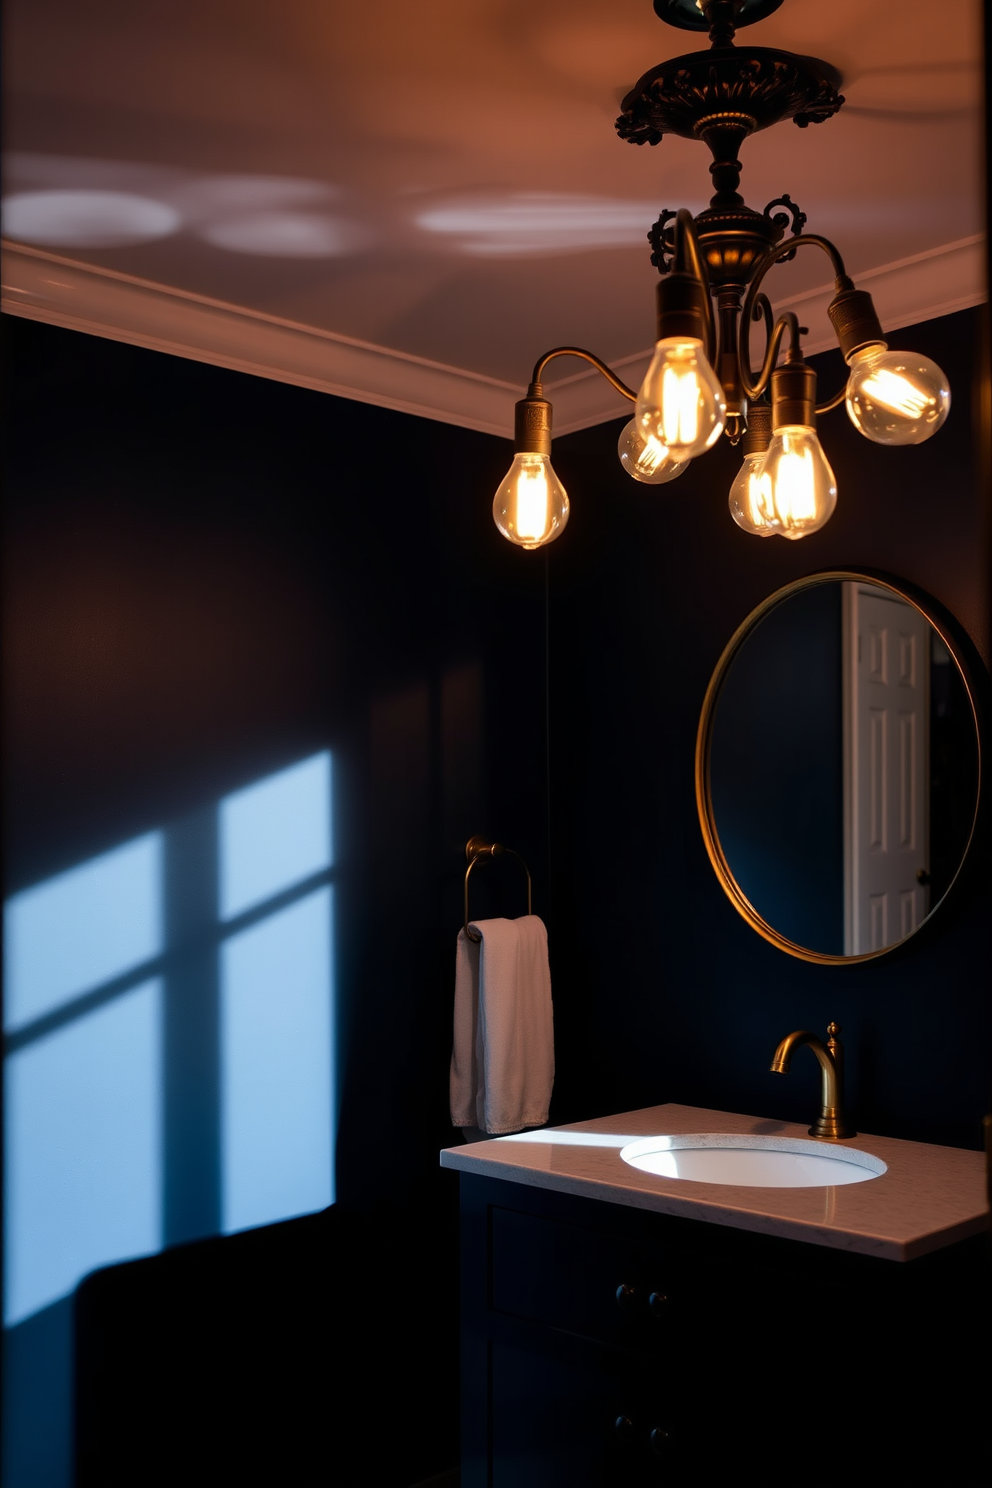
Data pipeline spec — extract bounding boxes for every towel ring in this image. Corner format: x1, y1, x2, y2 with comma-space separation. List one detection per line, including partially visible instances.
463, 836, 532, 943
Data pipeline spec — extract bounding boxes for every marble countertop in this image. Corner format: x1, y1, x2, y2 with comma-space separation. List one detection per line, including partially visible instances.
440, 1103, 989, 1261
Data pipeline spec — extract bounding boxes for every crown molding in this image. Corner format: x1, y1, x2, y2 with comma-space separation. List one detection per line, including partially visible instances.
0, 240, 520, 438
2, 234, 985, 441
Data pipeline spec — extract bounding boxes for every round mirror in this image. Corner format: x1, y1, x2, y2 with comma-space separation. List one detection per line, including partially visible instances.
696, 572, 982, 963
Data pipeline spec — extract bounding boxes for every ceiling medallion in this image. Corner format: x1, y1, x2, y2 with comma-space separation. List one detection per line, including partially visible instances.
493, 0, 950, 549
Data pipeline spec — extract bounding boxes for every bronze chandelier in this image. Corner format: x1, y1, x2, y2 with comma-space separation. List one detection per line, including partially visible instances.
493, 0, 950, 548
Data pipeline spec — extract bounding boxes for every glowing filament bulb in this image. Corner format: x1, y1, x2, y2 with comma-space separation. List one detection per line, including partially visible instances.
635, 337, 725, 459
858, 367, 931, 419
774, 445, 816, 521
661, 362, 700, 447
728, 453, 777, 536
617, 418, 688, 485
517, 462, 548, 539
636, 428, 670, 475
758, 426, 836, 540
492, 452, 569, 549
845, 344, 950, 445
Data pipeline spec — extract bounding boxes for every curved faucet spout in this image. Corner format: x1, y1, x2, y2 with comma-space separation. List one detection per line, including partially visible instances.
771, 1027, 828, 1075
770, 1022, 855, 1140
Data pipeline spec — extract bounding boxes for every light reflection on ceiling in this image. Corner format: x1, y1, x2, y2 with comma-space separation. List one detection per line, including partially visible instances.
415, 193, 680, 256
200, 211, 367, 258
3, 189, 181, 249
2, 155, 369, 260
5, 153, 697, 263
3, 156, 692, 262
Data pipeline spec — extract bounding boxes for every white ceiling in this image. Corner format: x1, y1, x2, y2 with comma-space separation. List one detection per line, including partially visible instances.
1, 0, 985, 434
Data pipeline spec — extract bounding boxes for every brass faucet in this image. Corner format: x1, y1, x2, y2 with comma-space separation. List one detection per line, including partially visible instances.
770, 1021, 855, 1139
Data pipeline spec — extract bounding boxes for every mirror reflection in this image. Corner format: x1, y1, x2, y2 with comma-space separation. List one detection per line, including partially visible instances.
704, 577, 979, 960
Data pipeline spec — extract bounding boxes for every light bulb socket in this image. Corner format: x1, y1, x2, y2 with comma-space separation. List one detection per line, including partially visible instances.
827, 286, 886, 363
655, 271, 709, 343
770, 361, 817, 431
514, 395, 553, 456
741, 399, 772, 456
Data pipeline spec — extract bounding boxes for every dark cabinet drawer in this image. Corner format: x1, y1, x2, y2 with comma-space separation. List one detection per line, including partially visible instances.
491, 1205, 679, 1349
491, 1336, 680, 1488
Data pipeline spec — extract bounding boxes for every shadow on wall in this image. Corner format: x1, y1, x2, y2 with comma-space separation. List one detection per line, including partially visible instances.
2, 752, 337, 1487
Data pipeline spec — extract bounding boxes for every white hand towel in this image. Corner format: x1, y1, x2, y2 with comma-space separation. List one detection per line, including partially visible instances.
450, 915, 554, 1136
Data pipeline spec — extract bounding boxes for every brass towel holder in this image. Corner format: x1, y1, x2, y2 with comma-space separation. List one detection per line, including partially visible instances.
463, 836, 533, 942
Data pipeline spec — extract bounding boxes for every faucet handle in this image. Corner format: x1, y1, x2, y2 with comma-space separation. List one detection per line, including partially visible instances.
827, 1021, 841, 1042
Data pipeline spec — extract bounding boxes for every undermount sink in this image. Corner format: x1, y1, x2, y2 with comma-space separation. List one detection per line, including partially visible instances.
620, 1134, 887, 1188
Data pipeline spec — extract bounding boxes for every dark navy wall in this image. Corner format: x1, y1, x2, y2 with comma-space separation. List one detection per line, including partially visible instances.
546, 307, 990, 1151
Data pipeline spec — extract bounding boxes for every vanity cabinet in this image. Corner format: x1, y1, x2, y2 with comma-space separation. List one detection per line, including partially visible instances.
459, 1174, 988, 1487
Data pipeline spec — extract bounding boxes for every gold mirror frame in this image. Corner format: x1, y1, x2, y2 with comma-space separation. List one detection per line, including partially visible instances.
695, 570, 983, 965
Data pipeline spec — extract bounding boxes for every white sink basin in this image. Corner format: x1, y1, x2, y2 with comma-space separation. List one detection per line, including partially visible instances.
620, 1134, 887, 1188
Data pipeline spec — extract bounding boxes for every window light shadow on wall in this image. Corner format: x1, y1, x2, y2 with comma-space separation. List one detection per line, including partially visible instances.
3, 751, 336, 1333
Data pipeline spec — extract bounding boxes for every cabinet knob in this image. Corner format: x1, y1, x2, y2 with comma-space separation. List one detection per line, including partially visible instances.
648, 1290, 669, 1320
615, 1415, 635, 1444
615, 1283, 638, 1311
649, 1426, 672, 1457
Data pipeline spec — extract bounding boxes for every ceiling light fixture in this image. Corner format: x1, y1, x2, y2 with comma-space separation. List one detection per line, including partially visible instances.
493, 0, 951, 549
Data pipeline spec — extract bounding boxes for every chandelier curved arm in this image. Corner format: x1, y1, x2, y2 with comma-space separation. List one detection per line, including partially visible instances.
529, 347, 637, 402
740, 233, 853, 413
743, 234, 849, 318
815, 381, 848, 415
740, 292, 777, 400
671, 208, 716, 364
740, 302, 803, 401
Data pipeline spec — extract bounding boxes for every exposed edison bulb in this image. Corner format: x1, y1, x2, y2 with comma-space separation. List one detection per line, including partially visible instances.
728, 453, 778, 536
492, 452, 569, 549
757, 426, 837, 540
845, 344, 950, 445
635, 337, 726, 459
617, 418, 689, 485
